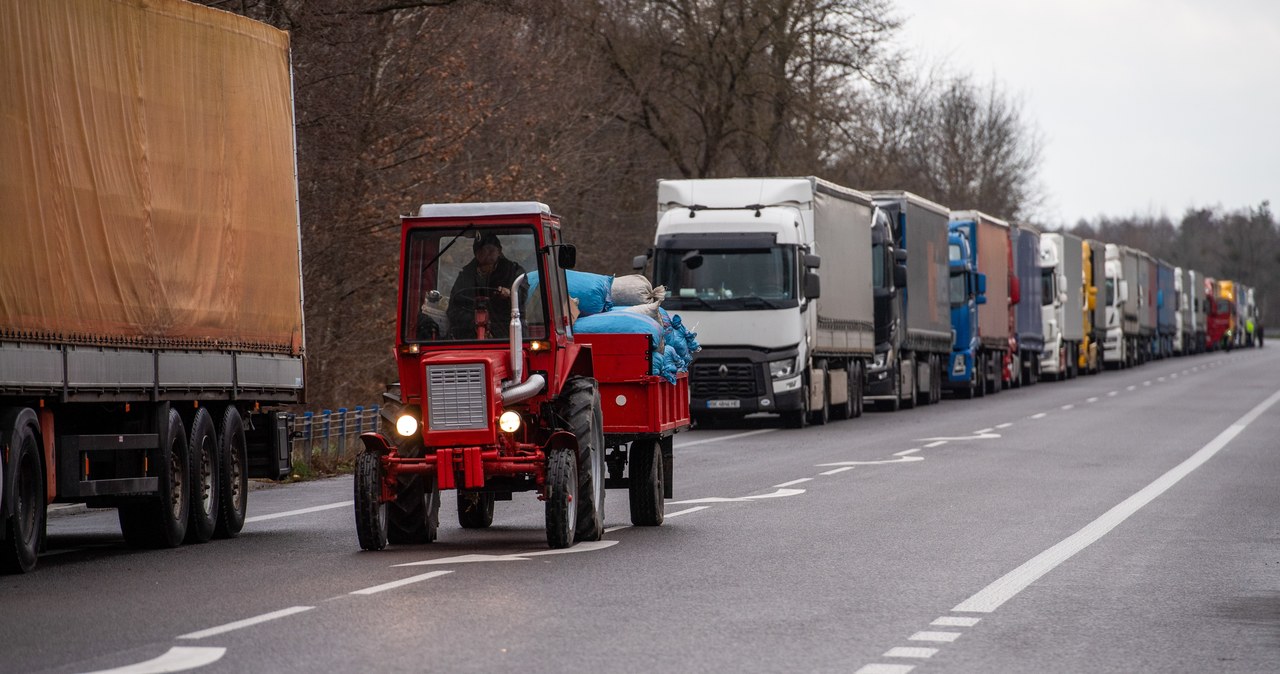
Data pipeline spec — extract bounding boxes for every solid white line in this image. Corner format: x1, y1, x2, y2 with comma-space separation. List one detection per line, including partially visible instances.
995, 423, 1013, 429
604, 525, 631, 533
924, 440, 947, 448
884, 647, 938, 658
773, 478, 813, 488
954, 388, 1280, 613
664, 506, 710, 518
1127, 385, 1136, 391
856, 665, 915, 674
350, 570, 453, 596
821, 466, 855, 476
1086, 397, 1099, 403
677, 428, 777, 449
1031, 413, 1047, 419
82, 647, 227, 674
909, 631, 960, 643
894, 448, 921, 457
975, 428, 994, 434
245, 501, 353, 523
932, 616, 980, 627
179, 606, 314, 640
1060, 404, 1074, 410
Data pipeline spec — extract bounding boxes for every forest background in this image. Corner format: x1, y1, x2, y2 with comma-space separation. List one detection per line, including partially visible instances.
198, 0, 1278, 409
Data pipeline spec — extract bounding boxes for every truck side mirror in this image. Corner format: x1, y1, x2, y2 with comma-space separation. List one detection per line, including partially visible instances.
894, 248, 907, 263
893, 264, 908, 289
804, 253, 821, 269
804, 271, 821, 299
1119, 280, 1129, 303
631, 250, 650, 271
976, 293, 987, 305
976, 272, 987, 296
559, 244, 577, 270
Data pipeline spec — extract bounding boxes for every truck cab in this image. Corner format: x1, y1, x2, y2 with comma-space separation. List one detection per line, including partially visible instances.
946, 227, 986, 397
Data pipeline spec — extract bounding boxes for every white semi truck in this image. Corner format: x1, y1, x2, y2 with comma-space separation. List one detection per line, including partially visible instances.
644, 178, 883, 427
1039, 232, 1084, 379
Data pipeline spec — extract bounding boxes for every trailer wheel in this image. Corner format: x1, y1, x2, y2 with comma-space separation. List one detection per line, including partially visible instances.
974, 355, 987, 398
832, 364, 854, 421
1, 409, 44, 574
932, 356, 943, 403
561, 377, 604, 543
628, 439, 664, 526
903, 360, 919, 410
457, 492, 494, 529
545, 447, 577, 549
185, 408, 219, 544
852, 362, 865, 418
354, 452, 388, 551
119, 407, 189, 548
214, 407, 248, 538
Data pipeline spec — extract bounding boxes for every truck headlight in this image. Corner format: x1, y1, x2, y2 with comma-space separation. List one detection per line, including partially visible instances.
872, 352, 888, 369
395, 414, 419, 437
499, 410, 522, 433
769, 358, 796, 380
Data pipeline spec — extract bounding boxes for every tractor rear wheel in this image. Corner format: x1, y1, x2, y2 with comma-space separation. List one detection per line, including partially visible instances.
354, 452, 388, 551
628, 438, 664, 526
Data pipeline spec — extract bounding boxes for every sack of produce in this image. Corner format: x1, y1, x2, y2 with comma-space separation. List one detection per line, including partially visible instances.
611, 274, 666, 306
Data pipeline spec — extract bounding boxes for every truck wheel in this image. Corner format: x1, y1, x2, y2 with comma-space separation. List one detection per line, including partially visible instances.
782, 383, 809, 428
1, 409, 44, 574
214, 407, 248, 538
457, 492, 494, 529
852, 362, 865, 418
545, 447, 577, 549
974, 355, 987, 398
562, 377, 605, 543
832, 364, 855, 421
932, 356, 943, 403
354, 452, 388, 551
628, 438, 664, 526
185, 408, 219, 544
809, 363, 830, 425
904, 360, 919, 409
119, 407, 190, 549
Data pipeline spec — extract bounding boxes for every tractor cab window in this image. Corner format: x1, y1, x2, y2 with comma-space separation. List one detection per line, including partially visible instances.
403, 227, 547, 343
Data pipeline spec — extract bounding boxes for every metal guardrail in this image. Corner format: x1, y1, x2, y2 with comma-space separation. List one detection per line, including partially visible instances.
288, 405, 381, 470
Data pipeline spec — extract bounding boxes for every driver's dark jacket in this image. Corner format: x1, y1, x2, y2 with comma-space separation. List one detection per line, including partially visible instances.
447, 256, 526, 338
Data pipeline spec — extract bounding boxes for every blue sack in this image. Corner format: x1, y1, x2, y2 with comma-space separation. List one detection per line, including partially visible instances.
525, 270, 614, 316
573, 311, 663, 350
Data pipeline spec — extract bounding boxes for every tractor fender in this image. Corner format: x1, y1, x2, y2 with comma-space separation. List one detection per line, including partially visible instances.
543, 430, 579, 454
359, 432, 396, 456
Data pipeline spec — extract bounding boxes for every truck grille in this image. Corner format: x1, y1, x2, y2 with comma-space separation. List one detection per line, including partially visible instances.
690, 362, 758, 397
426, 364, 488, 430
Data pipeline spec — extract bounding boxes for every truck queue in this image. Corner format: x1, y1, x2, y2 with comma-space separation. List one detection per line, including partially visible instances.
639, 177, 1264, 427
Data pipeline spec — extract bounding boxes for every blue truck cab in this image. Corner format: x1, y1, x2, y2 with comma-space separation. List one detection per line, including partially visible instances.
947, 225, 986, 397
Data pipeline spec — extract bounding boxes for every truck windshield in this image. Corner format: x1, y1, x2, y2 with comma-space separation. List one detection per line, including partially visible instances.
949, 271, 967, 307
655, 247, 797, 310
1041, 268, 1055, 306
402, 227, 547, 343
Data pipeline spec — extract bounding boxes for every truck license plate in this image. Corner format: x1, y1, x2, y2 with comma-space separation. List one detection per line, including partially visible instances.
707, 400, 740, 409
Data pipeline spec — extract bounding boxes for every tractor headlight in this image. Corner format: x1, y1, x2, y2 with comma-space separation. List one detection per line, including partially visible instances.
395, 414, 419, 437
499, 410, 522, 433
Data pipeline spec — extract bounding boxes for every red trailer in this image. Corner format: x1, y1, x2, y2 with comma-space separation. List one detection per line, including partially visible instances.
355, 202, 688, 550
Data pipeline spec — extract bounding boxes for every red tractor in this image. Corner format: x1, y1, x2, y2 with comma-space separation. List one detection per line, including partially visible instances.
355, 202, 688, 549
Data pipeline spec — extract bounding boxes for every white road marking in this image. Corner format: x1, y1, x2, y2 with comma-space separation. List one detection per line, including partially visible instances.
81, 647, 226, 674
1107, 391, 1118, 397
916, 433, 1000, 442
1171, 373, 1178, 379
953, 388, 1280, 614
676, 428, 778, 448
924, 440, 947, 448
855, 665, 915, 674
1060, 404, 1074, 410
350, 570, 453, 594
664, 505, 710, 518
909, 631, 961, 643
1086, 397, 1098, 403
820, 466, 855, 476
668, 487, 805, 505
178, 606, 314, 640
932, 616, 980, 627
1030, 413, 1047, 419
396, 541, 619, 567
773, 478, 813, 488
894, 448, 921, 457
604, 525, 630, 533
1143, 381, 1152, 386
975, 428, 994, 434
817, 456, 924, 467
1158, 376, 1166, 382
245, 501, 353, 523
1127, 385, 1136, 391
884, 647, 938, 658
995, 423, 1013, 429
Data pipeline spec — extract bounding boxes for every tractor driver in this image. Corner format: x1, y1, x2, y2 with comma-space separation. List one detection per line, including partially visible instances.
447, 233, 526, 339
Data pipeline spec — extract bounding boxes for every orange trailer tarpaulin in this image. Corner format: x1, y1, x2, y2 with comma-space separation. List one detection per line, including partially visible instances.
0, 0, 302, 354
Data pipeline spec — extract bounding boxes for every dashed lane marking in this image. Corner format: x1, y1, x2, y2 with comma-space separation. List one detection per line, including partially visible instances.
821, 466, 855, 476
1030, 413, 1047, 419
178, 607, 314, 640
80, 647, 227, 674
932, 616, 980, 627
667, 487, 805, 505
1086, 397, 1099, 403
1060, 404, 1074, 410
975, 428, 994, 434
773, 478, 812, 488
995, 423, 1013, 429
245, 501, 353, 523
350, 570, 454, 595
855, 665, 915, 674
1107, 391, 1118, 397
884, 647, 938, 659
1127, 385, 1136, 391
909, 631, 961, 643
676, 428, 778, 449
894, 448, 921, 457
924, 440, 947, 448
395, 541, 619, 567
817, 456, 924, 467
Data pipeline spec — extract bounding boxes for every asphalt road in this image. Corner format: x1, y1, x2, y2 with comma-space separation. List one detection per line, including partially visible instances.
4, 348, 1279, 674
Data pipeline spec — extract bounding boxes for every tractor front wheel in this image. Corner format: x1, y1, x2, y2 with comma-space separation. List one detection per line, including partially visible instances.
354, 453, 388, 551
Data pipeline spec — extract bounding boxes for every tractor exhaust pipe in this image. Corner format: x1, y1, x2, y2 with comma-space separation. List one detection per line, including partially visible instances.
501, 273, 545, 405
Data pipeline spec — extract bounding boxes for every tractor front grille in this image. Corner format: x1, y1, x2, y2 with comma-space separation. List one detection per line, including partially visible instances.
426, 363, 488, 430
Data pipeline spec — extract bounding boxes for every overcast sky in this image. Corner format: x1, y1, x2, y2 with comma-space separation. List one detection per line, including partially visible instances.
893, 0, 1279, 227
